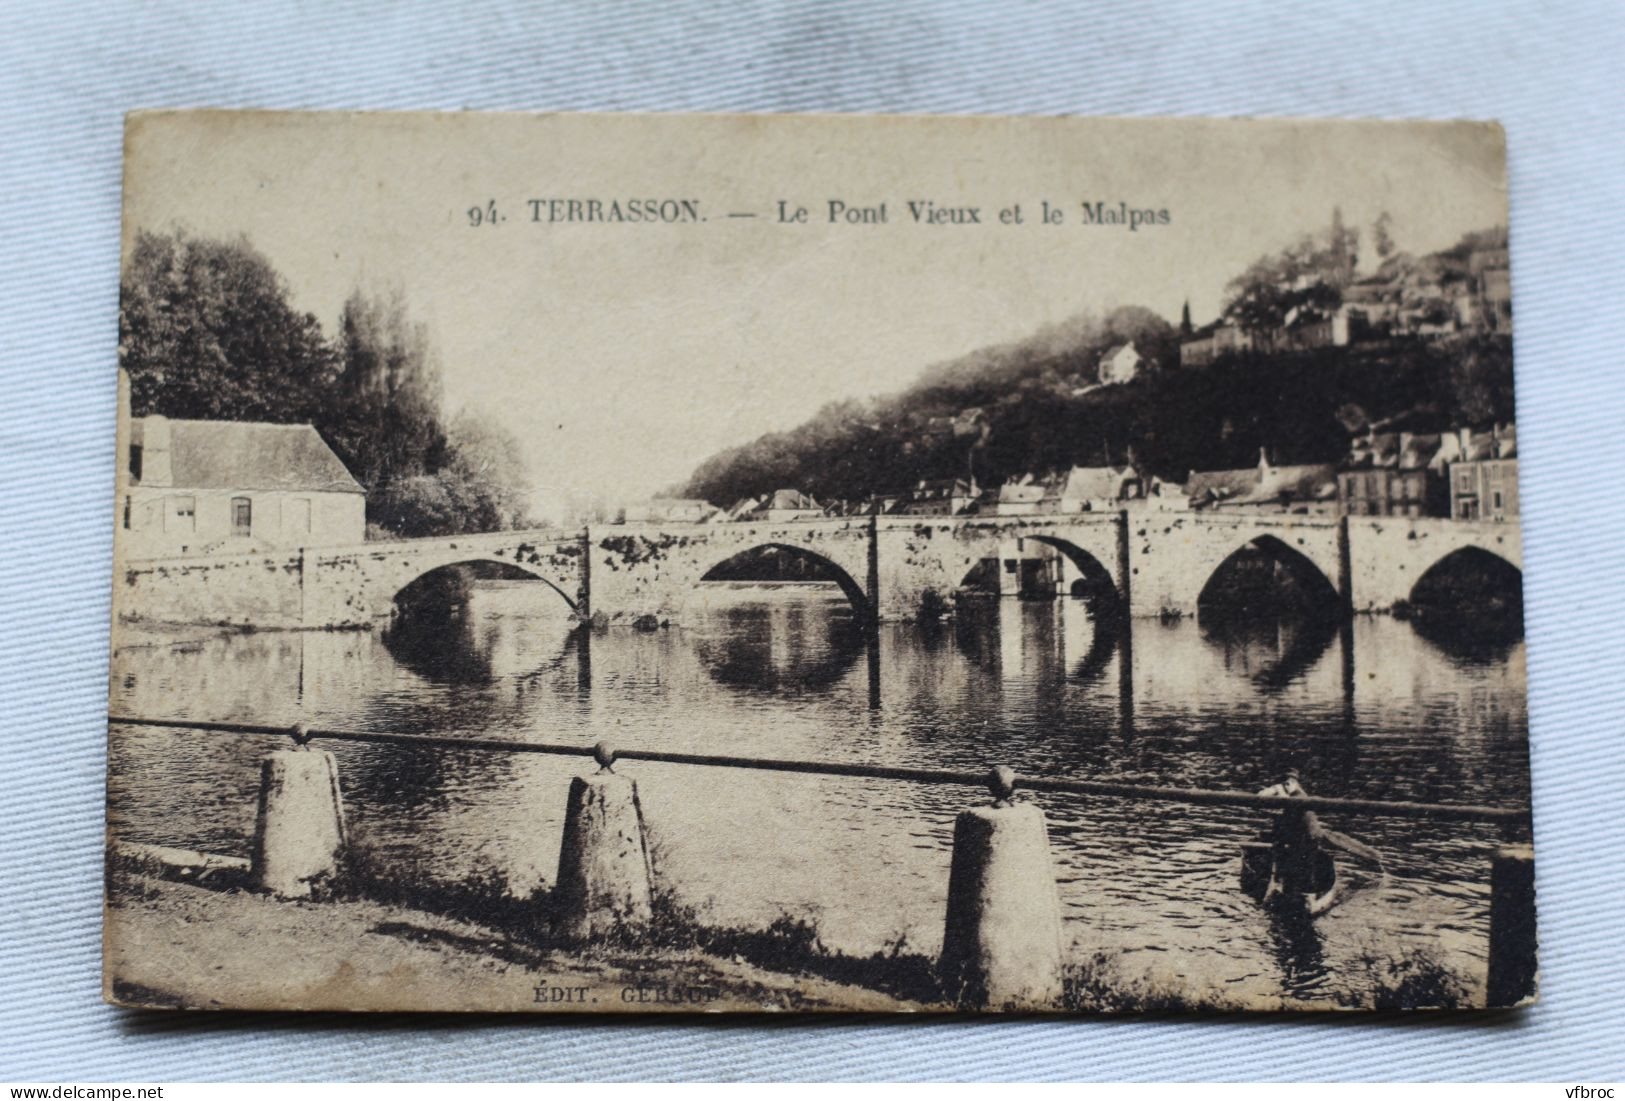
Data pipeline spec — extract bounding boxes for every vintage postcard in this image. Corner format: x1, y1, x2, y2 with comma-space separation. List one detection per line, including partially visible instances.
105, 110, 1534, 1013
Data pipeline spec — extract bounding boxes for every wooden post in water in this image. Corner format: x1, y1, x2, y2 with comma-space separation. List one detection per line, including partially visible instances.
250, 726, 347, 899
1487, 842, 1537, 1006
553, 742, 654, 940
939, 766, 1065, 1010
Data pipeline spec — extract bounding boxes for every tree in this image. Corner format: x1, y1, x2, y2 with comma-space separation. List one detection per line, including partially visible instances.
119, 229, 335, 421
441, 411, 533, 532
1328, 206, 1359, 287
1372, 212, 1395, 262
1221, 214, 1355, 335
325, 287, 448, 501
122, 230, 536, 540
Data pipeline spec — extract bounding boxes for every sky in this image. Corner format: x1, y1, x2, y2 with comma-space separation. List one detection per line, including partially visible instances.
121, 112, 1508, 516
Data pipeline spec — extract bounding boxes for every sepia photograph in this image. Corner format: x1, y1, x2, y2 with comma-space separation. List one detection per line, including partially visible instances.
103, 110, 1533, 1014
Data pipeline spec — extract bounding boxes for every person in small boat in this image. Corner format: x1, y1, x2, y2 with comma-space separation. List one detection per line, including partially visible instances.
1255, 769, 1385, 908
1258, 769, 1329, 902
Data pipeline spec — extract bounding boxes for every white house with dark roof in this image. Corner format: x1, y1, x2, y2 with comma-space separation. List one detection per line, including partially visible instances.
117, 376, 366, 557
1097, 342, 1143, 385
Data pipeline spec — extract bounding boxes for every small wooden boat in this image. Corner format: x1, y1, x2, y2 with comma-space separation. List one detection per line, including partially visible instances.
1240, 839, 1345, 916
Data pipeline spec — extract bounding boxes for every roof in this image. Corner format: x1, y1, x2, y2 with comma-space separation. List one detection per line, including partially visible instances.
997, 482, 1046, 503
1242, 463, 1338, 505
134, 417, 363, 494
913, 478, 977, 498
1185, 467, 1258, 503
1398, 434, 1442, 470
1047, 466, 1133, 501
761, 489, 820, 510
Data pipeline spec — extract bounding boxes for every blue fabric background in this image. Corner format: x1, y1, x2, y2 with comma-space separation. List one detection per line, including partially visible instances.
3, 0, 1622, 1082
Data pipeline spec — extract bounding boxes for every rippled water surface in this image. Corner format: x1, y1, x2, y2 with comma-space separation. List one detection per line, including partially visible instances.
109, 581, 1529, 1005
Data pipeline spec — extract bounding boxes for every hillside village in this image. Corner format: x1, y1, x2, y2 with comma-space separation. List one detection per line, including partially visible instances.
618, 418, 1516, 528
652, 221, 1516, 530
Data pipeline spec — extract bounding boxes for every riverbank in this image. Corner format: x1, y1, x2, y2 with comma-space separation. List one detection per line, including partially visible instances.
104, 842, 1476, 1014
105, 864, 927, 1013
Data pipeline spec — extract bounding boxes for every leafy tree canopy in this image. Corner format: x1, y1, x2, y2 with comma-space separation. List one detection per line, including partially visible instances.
120, 228, 531, 538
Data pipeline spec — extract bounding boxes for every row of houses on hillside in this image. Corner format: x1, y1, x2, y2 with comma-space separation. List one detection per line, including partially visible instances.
623, 423, 1516, 529
1179, 246, 1512, 367
1338, 423, 1517, 521
1178, 424, 1517, 521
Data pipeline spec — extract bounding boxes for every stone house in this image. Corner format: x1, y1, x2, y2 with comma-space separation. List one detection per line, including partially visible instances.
900, 478, 979, 516
1337, 431, 1448, 518
1039, 465, 1143, 513
988, 477, 1046, 517
1448, 425, 1518, 521
119, 414, 366, 557
1179, 322, 1257, 367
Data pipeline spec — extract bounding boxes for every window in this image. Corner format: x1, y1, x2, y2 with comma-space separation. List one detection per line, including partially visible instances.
122, 496, 130, 530
289, 497, 312, 534
1492, 489, 1504, 511
169, 495, 195, 532
231, 496, 252, 537
129, 444, 142, 482
1457, 467, 1476, 491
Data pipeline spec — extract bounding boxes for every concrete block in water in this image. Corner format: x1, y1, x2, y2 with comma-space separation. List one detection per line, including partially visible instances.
553, 769, 654, 939
250, 748, 347, 899
940, 800, 1065, 1009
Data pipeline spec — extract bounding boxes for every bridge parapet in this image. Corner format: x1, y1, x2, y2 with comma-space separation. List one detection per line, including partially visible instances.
307, 527, 581, 562
115, 512, 1527, 630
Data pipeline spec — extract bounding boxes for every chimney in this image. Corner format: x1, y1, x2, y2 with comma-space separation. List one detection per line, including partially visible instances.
141, 415, 174, 487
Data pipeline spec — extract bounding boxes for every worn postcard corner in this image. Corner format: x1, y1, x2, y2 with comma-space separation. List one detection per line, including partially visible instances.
105, 109, 1532, 1014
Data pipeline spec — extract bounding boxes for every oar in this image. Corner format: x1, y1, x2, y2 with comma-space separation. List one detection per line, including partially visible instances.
1322, 828, 1384, 868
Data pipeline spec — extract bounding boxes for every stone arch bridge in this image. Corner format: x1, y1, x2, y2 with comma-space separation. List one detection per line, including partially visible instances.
118, 512, 1522, 630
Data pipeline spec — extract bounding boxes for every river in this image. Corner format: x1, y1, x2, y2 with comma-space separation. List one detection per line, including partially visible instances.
108, 580, 1529, 1006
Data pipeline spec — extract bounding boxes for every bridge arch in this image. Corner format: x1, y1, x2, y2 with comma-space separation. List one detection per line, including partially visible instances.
386, 555, 580, 615
1408, 546, 1523, 614
951, 533, 1121, 609
1026, 535, 1121, 611
694, 542, 871, 617
1197, 534, 1342, 619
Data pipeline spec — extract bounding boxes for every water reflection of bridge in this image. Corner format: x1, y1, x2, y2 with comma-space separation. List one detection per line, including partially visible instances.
373, 589, 1512, 753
